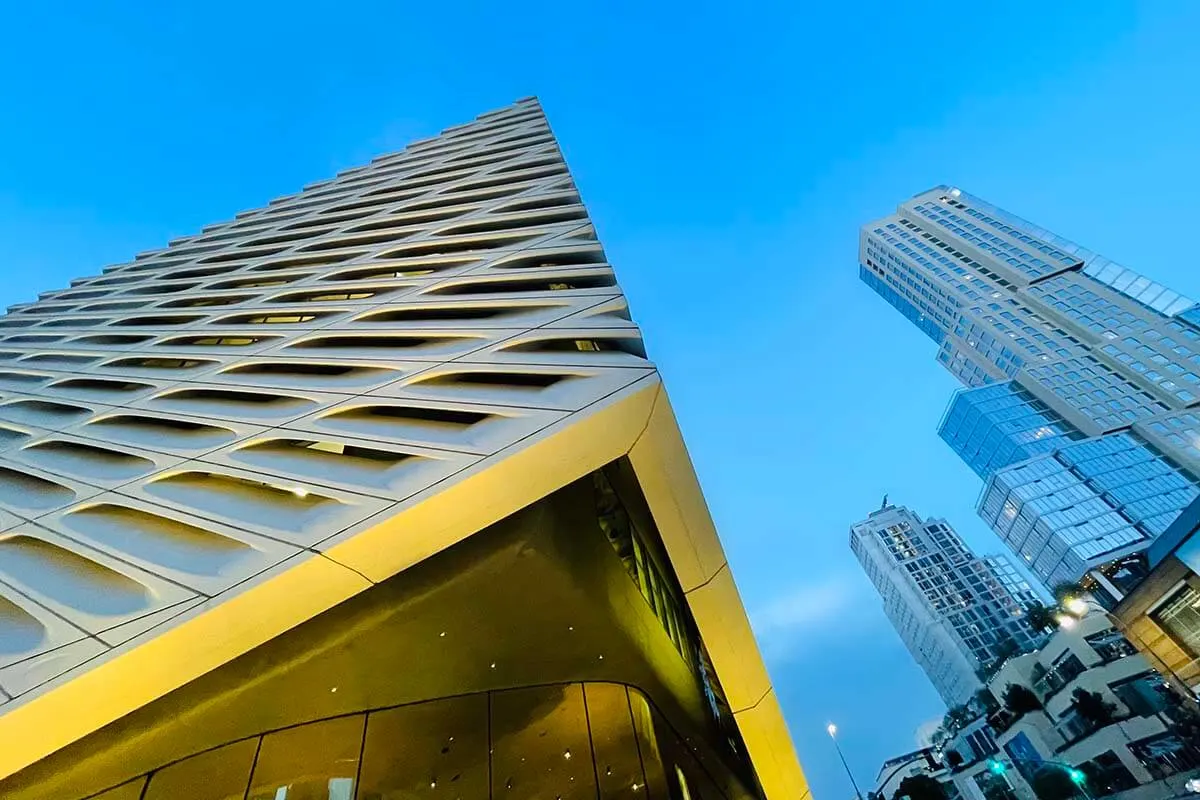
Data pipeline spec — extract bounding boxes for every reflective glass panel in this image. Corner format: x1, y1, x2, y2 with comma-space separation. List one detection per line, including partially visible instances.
144, 739, 260, 800
652, 707, 723, 800
358, 694, 488, 799
627, 690, 670, 799
584, 683, 649, 798
491, 684, 597, 799
247, 715, 365, 800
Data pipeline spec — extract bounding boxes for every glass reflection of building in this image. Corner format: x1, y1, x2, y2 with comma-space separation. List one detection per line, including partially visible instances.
861, 187, 1200, 600
0, 100, 806, 800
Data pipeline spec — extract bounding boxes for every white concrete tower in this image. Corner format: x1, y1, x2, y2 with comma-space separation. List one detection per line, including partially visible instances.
851, 503, 1039, 705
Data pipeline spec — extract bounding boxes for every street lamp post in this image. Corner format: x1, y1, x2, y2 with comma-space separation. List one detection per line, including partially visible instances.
828, 723, 866, 800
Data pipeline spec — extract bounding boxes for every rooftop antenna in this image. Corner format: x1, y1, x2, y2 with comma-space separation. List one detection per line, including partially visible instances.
880, 494, 889, 511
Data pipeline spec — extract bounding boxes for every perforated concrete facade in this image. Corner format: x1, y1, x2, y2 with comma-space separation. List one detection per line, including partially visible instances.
0, 97, 643, 693
0, 99, 807, 798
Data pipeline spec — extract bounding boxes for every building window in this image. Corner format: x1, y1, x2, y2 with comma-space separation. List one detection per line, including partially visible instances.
1110, 673, 1169, 717
1055, 706, 1092, 742
1151, 584, 1200, 657
1130, 733, 1200, 780
1084, 629, 1138, 662
1078, 751, 1139, 795
593, 470, 693, 667
973, 771, 1018, 800
1032, 653, 1086, 699
245, 715, 364, 800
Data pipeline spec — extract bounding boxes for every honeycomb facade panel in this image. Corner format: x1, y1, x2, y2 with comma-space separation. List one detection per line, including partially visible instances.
0, 99, 807, 800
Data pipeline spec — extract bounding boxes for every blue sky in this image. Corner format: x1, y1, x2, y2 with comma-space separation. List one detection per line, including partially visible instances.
4, 2, 1200, 797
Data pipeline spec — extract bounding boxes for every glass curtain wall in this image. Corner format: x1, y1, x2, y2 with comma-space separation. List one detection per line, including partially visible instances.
84, 682, 755, 800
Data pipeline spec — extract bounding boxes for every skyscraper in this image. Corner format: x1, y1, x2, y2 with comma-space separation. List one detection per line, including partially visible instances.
851, 503, 1039, 706
0, 99, 807, 800
861, 187, 1200, 596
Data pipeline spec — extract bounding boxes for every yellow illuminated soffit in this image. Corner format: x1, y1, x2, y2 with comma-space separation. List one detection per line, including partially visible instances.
0, 378, 808, 800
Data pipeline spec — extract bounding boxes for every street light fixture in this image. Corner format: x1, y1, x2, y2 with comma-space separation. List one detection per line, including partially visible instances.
826, 722, 864, 800
1064, 597, 1089, 616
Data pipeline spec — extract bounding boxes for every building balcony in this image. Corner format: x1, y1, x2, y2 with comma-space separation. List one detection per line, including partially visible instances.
1058, 714, 1168, 764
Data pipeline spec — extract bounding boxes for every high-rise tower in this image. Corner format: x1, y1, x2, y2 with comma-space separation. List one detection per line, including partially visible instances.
0, 99, 806, 800
851, 503, 1040, 705
861, 188, 1200, 596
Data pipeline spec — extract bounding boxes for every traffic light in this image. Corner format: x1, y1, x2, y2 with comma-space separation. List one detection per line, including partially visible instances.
987, 759, 1007, 776
1068, 768, 1086, 785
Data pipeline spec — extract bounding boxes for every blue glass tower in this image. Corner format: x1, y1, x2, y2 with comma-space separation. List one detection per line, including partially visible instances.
939, 382, 1084, 479
861, 187, 1200, 595
978, 433, 1198, 589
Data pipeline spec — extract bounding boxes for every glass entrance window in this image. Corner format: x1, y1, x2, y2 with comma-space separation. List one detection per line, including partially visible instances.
357, 693, 488, 799
144, 739, 260, 800
246, 716, 364, 800
76, 683, 755, 800
490, 684, 598, 799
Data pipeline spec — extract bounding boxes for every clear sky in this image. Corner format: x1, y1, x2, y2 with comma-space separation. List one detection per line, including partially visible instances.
4, 2, 1200, 798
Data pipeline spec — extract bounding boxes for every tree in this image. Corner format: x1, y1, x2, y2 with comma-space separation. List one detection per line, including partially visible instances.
974, 688, 1000, 717
1071, 688, 1118, 729
1002, 683, 1043, 715
943, 704, 974, 735
1030, 767, 1080, 800
1023, 601, 1059, 634
894, 774, 947, 800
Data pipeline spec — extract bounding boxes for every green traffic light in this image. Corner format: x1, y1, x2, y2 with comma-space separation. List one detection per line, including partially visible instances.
988, 760, 1006, 775
1069, 769, 1086, 785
